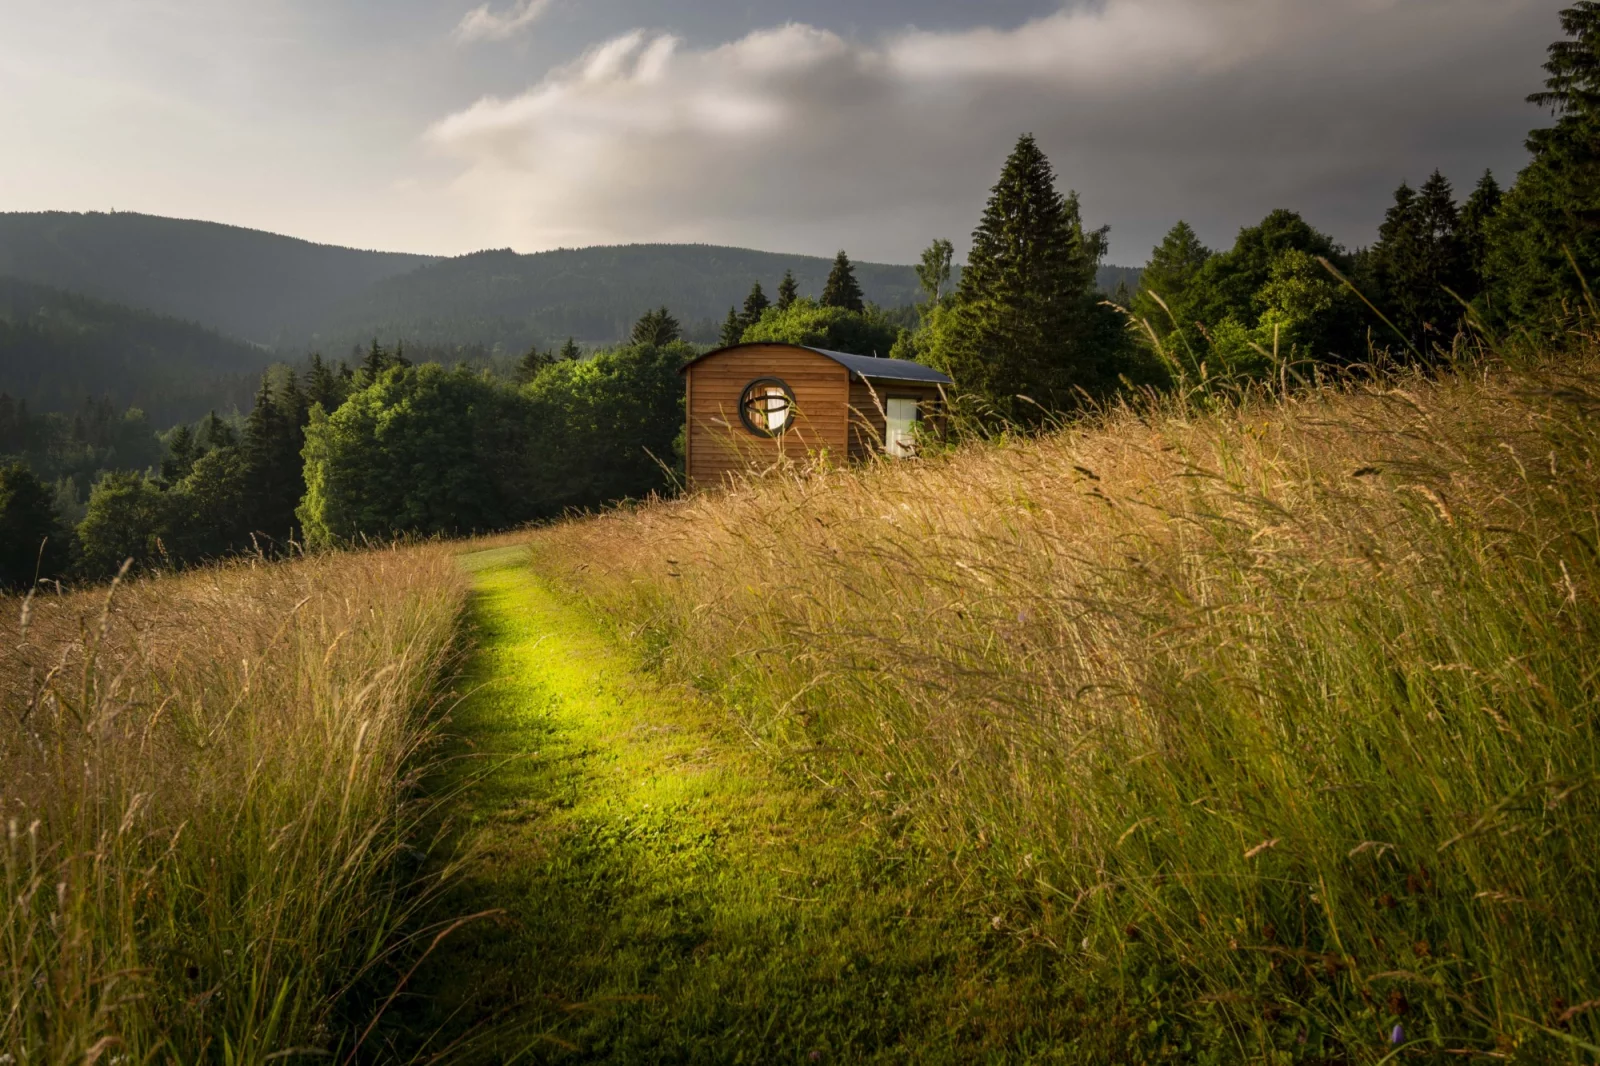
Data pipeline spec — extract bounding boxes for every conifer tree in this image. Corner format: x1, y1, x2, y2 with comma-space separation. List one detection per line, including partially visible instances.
631, 306, 682, 346
1370, 172, 1470, 349
161, 424, 198, 484
1458, 170, 1503, 291
1486, 3, 1600, 323
361, 339, 389, 381
197, 410, 237, 452
928, 134, 1120, 421
515, 344, 553, 384
821, 251, 865, 313
741, 282, 771, 329
720, 306, 744, 347
1131, 221, 1213, 337
305, 353, 343, 412
559, 337, 582, 362
776, 270, 800, 311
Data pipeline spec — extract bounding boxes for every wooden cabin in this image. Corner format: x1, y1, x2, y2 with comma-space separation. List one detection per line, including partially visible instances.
680, 342, 952, 487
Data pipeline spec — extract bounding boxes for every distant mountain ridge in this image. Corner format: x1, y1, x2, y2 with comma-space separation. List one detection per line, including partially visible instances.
0, 212, 433, 346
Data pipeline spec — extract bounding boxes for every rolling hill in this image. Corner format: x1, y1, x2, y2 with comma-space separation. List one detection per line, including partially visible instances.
0, 275, 270, 423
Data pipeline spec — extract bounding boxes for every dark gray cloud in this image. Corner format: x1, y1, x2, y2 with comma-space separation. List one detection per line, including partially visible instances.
429, 0, 1559, 263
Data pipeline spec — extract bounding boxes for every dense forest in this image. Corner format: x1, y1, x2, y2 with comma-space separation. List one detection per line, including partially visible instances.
3, 5, 1596, 592
0, 275, 267, 420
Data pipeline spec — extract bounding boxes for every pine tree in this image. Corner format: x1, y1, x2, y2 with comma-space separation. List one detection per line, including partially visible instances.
161, 424, 198, 484
776, 270, 800, 311
1370, 173, 1470, 350
631, 307, 682, 346
241, 375, 302, 545
927, 134, 1119, 421
1131, 221, 1213, 337
916, 239, 955, 309
1458, 170, 1503, 292
741, 282, 770, 329
559, 337, 582, 362
197, 410, 237, 452
516, 345, 553, 384
820, 251, 865, 313
361, 339, 390, 381
1486, 3, 1600, 323
720, 306, 744, 347
306, 353, 343, 412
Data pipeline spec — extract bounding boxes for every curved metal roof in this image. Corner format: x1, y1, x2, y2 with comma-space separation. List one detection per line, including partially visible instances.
680, 342, 952, 385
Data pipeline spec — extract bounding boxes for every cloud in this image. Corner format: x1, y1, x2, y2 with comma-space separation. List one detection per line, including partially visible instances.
454, 0, 554, 44
428, 0, 1556, 262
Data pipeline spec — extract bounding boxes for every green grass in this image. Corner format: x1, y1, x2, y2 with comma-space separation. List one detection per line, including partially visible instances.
379, 546, 1088, 1063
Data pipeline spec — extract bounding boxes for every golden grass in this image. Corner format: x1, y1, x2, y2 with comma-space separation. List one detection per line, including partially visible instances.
1, 545, 466, 1062
532, 348, 1600, 1059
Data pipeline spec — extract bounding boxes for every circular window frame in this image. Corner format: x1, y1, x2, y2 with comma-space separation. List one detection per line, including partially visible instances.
738, 377, 797, 438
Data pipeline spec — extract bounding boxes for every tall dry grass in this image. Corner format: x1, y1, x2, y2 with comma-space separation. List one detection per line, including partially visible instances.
534, 349, 1600, 1060
1, 546, 466, 1062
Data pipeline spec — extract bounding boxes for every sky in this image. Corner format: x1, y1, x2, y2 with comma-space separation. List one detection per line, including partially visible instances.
0, 0, 1567, 266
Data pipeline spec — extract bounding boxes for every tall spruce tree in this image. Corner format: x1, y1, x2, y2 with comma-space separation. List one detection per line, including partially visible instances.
558, 337, 582, 362
1458, 171, 1504, 293
719, 306, 744, 347
741, 282, 771, 329
1370, 172, 1470, 349
1132, 221, 1213, 338
306, 353, 343, 411
241, 374, 303, 545
632, 306, 682, 346
820, 251, 865, 313
927, 134, 1121, 422
1486, 3, 1600, 323
776, 270, 800, 311
161, 424, 198, 484
515, 344, 553, 384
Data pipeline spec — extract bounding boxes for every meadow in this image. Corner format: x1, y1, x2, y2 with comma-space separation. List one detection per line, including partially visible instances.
532, 343, 1600, 1062
1, 546, 465, 1062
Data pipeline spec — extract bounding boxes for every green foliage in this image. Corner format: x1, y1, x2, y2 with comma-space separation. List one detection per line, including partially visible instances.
718, 306, 743, 348
776, 269, 799, 311
0, 462, 67, 588
1131, 220, 1212, 340
514, 343, 555, 385
740, 282, 770, 331
925, 134, 1134, 422
299, 364, 536, 548
523, 341, 692, 514
1458, 170, 1504, 291
820, 250, 865, 313
914, 238, 955, 309
740, 299, 901, 356
631, 306, 682, 347
1486, 4, 1600, 324
77, 470, 166, 576
0, 275, 263, 424
1366, 172, 1473, 350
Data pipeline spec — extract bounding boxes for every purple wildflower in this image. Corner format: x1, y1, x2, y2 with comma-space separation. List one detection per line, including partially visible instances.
1390, 1023, 1405, 1045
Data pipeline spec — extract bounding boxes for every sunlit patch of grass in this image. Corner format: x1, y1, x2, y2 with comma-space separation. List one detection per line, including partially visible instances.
0, 545, 466, 1062
532, 345, 1600, 1062
387, 550, 1085, 1063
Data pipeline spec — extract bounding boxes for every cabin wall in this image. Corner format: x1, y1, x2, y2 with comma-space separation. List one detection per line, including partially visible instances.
847, 380, 946, 461
686, 345, 850, 486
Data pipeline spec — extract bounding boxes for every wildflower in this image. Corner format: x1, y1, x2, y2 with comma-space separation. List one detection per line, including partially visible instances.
809, 1052, 822, 1062
1390, 1023, 1405, 1045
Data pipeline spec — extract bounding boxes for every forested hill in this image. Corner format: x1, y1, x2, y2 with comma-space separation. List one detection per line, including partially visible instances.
0, 212, 1138, 358
0, 276, 268, 424
0, 212, 433, 346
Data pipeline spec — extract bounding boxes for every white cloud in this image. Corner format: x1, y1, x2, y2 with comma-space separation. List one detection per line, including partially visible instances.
454, 0, 554, 44
428, 0, 1554, 262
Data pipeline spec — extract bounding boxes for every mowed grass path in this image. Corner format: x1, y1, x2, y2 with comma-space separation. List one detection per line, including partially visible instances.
384, 545, 1073, 1064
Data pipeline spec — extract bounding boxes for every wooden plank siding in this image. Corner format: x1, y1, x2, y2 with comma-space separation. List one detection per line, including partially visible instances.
686, 345, 851, 487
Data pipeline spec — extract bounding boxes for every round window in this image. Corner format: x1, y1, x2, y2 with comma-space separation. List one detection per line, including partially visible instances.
739, 378, 796, 437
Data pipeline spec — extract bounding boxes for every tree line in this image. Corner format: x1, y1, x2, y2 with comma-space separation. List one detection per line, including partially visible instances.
2, 4, 1594, 590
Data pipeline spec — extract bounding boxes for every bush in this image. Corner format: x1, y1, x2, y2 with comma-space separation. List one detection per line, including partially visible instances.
741, 299, 901, 357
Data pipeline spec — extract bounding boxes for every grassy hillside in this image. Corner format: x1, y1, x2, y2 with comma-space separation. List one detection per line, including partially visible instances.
0, 546, 465, 1061
0, 212, 432, 345
0, 275, 270, 421
532, 348, 1600, 1061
